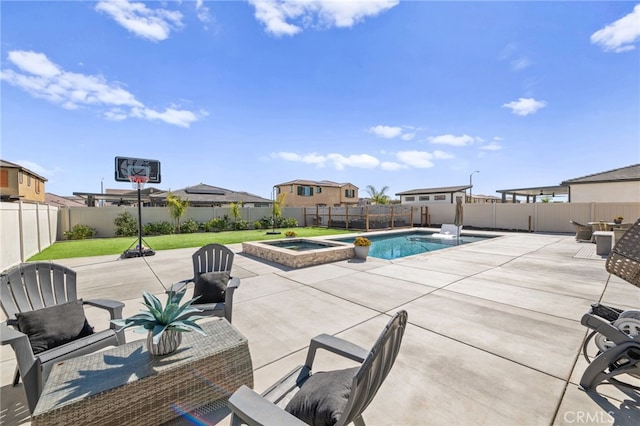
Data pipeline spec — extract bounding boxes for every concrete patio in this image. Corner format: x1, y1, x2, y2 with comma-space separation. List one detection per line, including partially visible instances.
2, 230, 639, 425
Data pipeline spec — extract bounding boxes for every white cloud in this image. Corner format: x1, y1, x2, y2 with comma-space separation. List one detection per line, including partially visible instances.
195, 0, 212, 26
380, 161, 406, 170
247, 0, 398, 37
369, 125, 403, 138
327, 153, 380, 170
433, 150, 454, 159
400, 133, 415, 141
499, 43, 532, 71
503, 97, 547, 116
95, 0, 183, 42
1, 50, 202, 127
428, 134, 476, 146
591, 5, 640, 53
13, 160, 60, 178
511, 57, 531, 71
396, 151, 434, 168
480, 142, 502, 151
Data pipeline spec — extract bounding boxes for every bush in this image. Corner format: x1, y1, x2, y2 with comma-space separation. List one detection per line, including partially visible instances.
114, 212, 138, 237
144, 221, 174, 235
206, 216, 231, 232
234, 219, 249, 230
281, 217, 298, 228
253, 221, 263, 230
180, 219, 200, 234
64, 224, 96, 240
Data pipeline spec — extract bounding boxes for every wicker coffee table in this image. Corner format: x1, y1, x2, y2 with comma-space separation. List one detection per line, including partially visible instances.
31, 319, 253, 426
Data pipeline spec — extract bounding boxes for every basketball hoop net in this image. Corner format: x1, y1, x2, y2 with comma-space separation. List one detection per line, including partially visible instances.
128, 175, 150, 190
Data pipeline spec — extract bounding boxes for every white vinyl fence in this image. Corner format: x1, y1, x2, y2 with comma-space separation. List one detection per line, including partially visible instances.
2, 201, 638, 271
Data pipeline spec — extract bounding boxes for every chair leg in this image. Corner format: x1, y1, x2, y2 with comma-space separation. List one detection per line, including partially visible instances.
353, 415, 366, 426
12, 367, 20, 386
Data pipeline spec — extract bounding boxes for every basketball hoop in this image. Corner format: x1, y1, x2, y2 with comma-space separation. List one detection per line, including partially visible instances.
128, 175, 150, 190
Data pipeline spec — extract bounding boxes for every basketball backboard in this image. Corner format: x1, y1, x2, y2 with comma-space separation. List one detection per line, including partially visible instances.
114, 157, 161, 183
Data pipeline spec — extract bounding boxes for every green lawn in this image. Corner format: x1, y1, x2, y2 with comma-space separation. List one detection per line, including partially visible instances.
29, 228, 358, 261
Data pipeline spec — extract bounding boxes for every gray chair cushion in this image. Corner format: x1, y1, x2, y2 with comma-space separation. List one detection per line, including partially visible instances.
194, 271, 230, 304
285, 367, 358, 426
15, 300, 94, 354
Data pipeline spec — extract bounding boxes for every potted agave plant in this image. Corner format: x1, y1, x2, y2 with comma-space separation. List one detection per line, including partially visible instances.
112, 288, 205, 356
353, 236, 371, 260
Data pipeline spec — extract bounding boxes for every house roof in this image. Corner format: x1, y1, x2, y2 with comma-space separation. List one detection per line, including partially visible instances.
0, 159, 48, 181
275, 179, 357, 188
150, 184, 271, 204
560, 164, 640, 185
396, 185, 471, 196
45, 193, 87, 207
496, 185, 568, 198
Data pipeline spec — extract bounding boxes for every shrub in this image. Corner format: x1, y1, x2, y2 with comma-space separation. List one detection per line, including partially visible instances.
285, 231, 297, 237
114, 212, 138, 237
253, 221, 263, 230
180, 219, 200, 234
281, 217, 298, 228
144, 221, 174, 235
64, 224, 96, 240
234, 219, 249, 230
207, 217, 230, 232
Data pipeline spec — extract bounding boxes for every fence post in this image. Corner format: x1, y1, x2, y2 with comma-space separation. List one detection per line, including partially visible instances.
345, 205, 349, 230
410, 207, 414, 228
18, 200, 25, 262
390, 206, 394, 229
328, 207, 332, 228
365, 206, 369, 231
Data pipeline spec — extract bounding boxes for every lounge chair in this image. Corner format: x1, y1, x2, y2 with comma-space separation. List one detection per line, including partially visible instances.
0, 262, 125, 413
228, 310, 408, 426
579, 218, 640, 390
570, 220, 593, 242
431, 224, 461, 239
167, 243, 240, 323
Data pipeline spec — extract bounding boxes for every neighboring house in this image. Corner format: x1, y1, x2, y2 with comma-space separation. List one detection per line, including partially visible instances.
150, 184, 271, 207
471, 194, 501, 204
274, 180, 359, 207
396, 185, 471, 205
0, 159, 47, 203
45, 193, 87, 208
561, 164, 640, 203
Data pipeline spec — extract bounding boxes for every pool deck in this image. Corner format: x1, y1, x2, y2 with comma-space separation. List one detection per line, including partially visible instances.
2, 230, 639, 425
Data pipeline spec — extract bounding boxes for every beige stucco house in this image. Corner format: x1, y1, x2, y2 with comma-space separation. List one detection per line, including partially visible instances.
0, 159, 47, 203
396, 185, 471, 205
274, 180, 359, 207
561, 164, 640, 203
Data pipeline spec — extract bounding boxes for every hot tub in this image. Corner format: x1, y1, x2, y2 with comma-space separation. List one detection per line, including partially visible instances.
242, 238, 353, 268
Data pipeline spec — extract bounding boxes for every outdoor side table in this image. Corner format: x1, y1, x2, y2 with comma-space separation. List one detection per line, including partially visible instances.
31, 319, 253, 426
593, 231, 615, 256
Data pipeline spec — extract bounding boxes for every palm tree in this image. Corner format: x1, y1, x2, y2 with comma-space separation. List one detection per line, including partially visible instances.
366, 185, 390, 205
166, 193, 190, 233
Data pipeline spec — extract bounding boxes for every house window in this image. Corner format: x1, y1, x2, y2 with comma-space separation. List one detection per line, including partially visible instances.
419, 196, 429, 201
316, 186, 322, 194
18, 171, 23, 184
27, 175, 31, 186
276, 187, 281, 194
290, 185, 293, 193
297, 186, 313, 196
405, 196, 415, 201
344, 189, 355, 198
434, 195, 446, 201
35, 180, 41, 194
0, 170, 8, 187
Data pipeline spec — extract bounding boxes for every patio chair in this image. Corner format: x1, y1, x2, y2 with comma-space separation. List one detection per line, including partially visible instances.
0, 262, 126, 413
570, 220, 593, 242
579, 218, 640, 390
431, 224, 461, 239
167, 243, 240, 323
228, 310, 408, 426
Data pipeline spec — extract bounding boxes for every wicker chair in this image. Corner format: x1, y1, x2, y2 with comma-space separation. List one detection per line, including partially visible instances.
570, 220, 593, 242
579, 218, 640, 390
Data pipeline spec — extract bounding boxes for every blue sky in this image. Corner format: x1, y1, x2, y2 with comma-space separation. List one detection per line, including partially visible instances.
2, 1, 639, 201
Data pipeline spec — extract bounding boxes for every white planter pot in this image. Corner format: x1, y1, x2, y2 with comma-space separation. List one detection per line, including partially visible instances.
147, 330, 182, 356
354, 246, 369, 260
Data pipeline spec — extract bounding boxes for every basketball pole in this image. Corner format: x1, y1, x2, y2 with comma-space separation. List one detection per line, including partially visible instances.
137, 183, 143, 256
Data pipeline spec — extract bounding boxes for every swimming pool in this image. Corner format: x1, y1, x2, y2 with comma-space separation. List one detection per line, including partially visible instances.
332, 231, 493, 260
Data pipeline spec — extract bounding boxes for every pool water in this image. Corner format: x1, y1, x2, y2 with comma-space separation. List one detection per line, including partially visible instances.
333, 232, 492, 260
263, 240, 343, 252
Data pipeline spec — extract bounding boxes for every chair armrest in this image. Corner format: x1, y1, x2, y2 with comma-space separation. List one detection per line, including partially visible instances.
84, 299, 125, 320
228, 385, 307, 426
304, 333, 369, 370
167, 279, 193, 294
228, 276, 240, 290
1, 321, 27, 345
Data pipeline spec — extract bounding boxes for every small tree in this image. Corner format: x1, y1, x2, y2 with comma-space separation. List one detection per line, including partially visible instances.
273, 192, 287, 228
230, 201, 243, 228
366, 185, 390, 204
166, 193, 190, 233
